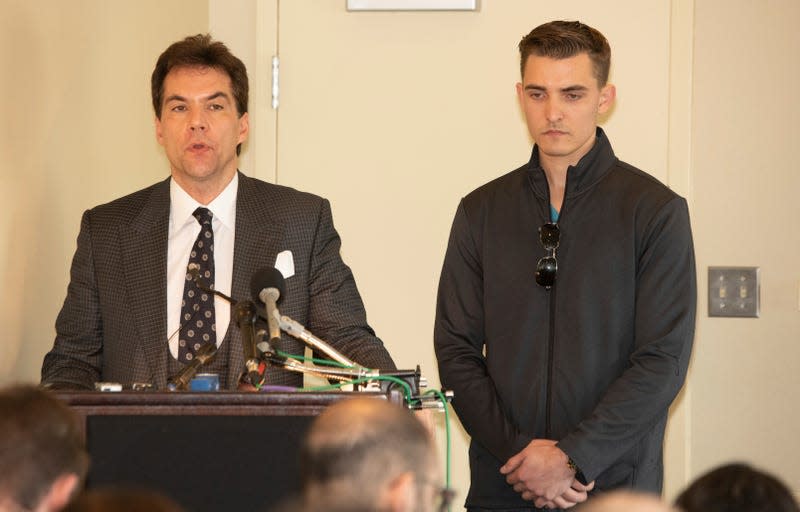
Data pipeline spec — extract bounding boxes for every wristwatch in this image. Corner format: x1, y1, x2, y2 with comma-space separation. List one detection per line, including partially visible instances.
567, 456, 587, 485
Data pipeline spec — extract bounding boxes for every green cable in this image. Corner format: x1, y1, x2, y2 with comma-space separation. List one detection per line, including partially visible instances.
274, 349, 355, 368
424, 389, 451, 511
271, 351, 413, 402
302, 374, 414, 404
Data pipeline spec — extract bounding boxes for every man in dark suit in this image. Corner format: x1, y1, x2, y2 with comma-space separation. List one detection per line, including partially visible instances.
41, 34, 395, 390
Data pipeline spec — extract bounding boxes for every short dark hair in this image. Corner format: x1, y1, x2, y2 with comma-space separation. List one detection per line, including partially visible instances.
518, 20, 611, 86
0, 385, 89, 510
675, 462, 800, 512
151, 33, 249, 119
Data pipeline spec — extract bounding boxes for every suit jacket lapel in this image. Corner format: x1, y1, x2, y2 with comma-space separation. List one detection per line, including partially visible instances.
224, 173, 285, 387
120, 178, 171, 388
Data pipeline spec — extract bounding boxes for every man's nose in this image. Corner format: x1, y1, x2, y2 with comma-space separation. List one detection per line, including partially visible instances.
189, 109, 207, 131
545, 98, 563, 122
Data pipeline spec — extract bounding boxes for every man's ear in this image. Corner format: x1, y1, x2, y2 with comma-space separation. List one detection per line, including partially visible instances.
515, 82, 526, 108
155, 116, 165, 147
598, 83, 616, 114
39, 473, 80, 512
382, 471, 416, 512
237, 111, 250, 145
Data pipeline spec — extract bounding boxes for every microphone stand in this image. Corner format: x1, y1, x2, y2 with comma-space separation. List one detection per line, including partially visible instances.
167, 343, 218, 391
188, 267, 267, 388
187, 266, 447, 408
235, 300, 267, 388
267, 313, 448, 408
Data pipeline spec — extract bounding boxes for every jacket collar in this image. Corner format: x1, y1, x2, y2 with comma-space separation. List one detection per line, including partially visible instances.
527, 127, 618, 201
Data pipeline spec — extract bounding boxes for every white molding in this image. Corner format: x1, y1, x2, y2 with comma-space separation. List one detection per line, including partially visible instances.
663, 0, 695, 501
667, 0, 694, 201
347, 0, 477, 11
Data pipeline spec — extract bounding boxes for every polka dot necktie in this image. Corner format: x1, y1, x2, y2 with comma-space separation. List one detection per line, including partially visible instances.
178, 207, 216, 363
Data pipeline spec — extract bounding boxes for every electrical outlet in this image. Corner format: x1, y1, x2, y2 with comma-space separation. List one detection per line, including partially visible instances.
708, 267, 760, 317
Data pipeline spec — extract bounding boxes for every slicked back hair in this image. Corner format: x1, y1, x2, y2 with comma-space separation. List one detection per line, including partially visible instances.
151, 33, 248, 119
518, 20, 611, 87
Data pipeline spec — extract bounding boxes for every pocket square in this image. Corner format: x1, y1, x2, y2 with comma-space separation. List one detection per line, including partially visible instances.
275, 250, 295, 278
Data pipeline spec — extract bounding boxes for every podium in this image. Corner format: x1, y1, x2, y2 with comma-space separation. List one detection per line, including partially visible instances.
57, 391, 392, 512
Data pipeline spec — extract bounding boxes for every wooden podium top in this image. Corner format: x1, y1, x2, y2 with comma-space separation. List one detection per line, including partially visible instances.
55, 390, 397, 421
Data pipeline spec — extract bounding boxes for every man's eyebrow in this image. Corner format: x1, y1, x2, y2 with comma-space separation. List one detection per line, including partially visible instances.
164, 92, 231, 103
522, 84, 589, 92
164, 94, 187, 104
206, 91, 231, 102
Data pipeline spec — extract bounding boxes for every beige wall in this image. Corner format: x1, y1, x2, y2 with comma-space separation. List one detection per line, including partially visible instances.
690, 0, 800, 494
2, 0, 798, 507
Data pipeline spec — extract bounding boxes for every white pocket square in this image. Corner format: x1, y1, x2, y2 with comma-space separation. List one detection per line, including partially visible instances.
275, 250, 295, 278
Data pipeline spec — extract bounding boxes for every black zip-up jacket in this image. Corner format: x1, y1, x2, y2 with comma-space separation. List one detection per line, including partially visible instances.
434, 129, 696, 509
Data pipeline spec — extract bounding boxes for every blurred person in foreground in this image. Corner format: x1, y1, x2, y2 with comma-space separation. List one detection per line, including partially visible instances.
0, 385, 88, 512
62, 487, 185, 512
675, 462, 800, 512
574, 490, 675, 512
278, 397, 450, 512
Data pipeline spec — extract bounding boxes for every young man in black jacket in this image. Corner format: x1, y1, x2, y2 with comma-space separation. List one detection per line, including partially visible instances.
435, 20, 696, 511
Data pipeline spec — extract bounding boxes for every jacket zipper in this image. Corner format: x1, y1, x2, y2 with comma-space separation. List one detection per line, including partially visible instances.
544, 169, 568, 439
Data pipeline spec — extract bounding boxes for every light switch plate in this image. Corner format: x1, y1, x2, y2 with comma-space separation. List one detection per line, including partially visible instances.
708, 267, 760, 318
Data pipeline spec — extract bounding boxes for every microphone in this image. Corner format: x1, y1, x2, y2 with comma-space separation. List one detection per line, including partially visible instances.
167, 343, 217, 391
187, 264, 267, 386
187, 263, 236, 304
278, 315, 358, 368
234, 300, 264, 387
250, 267, 286, 347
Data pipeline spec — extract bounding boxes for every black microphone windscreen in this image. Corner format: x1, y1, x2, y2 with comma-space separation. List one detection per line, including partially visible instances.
250, 267, 286, 302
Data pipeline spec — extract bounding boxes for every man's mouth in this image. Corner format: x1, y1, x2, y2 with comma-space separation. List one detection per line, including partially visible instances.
187, 143, 210, 152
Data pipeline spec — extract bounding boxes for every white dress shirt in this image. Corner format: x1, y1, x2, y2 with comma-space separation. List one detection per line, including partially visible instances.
166, 174, 237, 359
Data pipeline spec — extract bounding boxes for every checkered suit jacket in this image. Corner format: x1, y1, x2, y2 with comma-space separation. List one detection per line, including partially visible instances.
41, 172, 396, 390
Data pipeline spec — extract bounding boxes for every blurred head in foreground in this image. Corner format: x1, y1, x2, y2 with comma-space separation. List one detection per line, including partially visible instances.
0, 385, 88, 512
298, 397, 446, 512
675, 462, 799, 512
